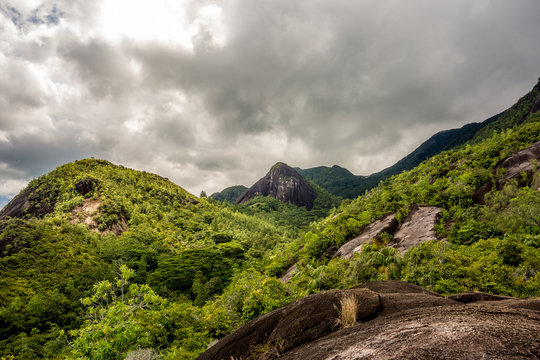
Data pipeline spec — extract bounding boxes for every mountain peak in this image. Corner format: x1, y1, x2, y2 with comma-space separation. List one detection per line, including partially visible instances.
236, 163, 317, 209
271, 161, 288, 169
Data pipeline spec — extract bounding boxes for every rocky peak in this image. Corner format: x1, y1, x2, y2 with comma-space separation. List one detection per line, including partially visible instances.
236, 162, 317, 210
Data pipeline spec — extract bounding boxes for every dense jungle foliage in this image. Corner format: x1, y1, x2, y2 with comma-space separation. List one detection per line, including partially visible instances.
209, 185, 248, 203
1, 81, 539, 359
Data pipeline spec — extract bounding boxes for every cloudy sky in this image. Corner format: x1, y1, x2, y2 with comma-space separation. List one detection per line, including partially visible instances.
1, 0, 540, 201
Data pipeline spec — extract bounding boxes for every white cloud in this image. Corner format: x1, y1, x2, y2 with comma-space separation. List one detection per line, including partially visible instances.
0, 179, 28, 197
99, 0, 193, 49
0, 0, 540, 199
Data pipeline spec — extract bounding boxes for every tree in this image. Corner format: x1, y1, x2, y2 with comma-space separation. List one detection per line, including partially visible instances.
68, 265, 165, 360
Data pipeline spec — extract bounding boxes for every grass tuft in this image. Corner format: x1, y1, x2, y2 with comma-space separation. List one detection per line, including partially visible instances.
335, 294, 358, 328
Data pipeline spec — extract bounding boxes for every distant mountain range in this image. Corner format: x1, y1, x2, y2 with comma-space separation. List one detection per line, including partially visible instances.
214, 78, 540, 201
212, 117, 501, 201
297, 112, 502, 198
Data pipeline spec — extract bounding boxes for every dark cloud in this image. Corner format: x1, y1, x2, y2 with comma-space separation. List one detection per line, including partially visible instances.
58, 36, 136, 99
1, 0, 540, 199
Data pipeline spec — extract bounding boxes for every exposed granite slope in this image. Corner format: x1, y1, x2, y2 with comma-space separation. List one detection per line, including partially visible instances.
198, 281, 540, 360
390, 205, 442, 253
333, 214, 398, 259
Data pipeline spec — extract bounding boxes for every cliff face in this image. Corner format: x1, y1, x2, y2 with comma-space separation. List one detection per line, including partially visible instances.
235, 162, 317, 210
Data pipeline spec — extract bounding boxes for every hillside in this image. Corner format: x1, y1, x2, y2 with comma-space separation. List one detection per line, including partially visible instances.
210, 185, 248, 203
295, 165, 364, 198
0, 159, 298, 359
297, 115, 501, 199
199, 85, 540, 358
298, 78, 540, 199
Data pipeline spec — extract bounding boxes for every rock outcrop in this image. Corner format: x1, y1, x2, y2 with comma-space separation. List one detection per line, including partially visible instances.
198, 281, 540, 360
391, 205, 442, 253
236, 162, 317, 210
333, 214, 398, 259
496, 140, 540, 185
197, 287, 381, 360
332, 205, 443, 261
0, 186, 58, 220
70, 198, 128, 235
279, 264, 298, 283
473, 140, 540, 203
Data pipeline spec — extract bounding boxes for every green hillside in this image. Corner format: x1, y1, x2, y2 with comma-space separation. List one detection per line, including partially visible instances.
289, 119, 540, 294
299, 79, 540, 199
297, 115, 500, 199
0, 159, 298, 359
209, 185, 248, 203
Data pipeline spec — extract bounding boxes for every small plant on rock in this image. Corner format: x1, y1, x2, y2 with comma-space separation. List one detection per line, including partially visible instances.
335, 294, 358, 328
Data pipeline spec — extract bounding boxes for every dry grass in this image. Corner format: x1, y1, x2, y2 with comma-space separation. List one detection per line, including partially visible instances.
335, 294, 358, 328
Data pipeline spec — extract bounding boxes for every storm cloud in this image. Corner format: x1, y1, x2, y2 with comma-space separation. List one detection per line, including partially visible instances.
1, 0, 540, 198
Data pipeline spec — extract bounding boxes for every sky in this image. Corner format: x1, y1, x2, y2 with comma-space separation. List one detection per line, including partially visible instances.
1, 0, 540, 201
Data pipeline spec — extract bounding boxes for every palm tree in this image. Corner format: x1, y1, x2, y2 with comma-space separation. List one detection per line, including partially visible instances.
361, 245, 403, 280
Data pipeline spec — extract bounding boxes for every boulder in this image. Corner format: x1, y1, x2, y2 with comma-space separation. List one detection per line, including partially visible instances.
197, 288, 381, 360
277, 299, 540, 360
198, 280, 540, 360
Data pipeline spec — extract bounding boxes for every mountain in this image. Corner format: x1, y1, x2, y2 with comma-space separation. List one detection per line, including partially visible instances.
298, 114, 502, 198
0, 158, 297, 359
295, 165, 363, 199
299, 78, 540, 199
473, 77, 540, 140
236, 162, 318, 210
210, 185, 248, 203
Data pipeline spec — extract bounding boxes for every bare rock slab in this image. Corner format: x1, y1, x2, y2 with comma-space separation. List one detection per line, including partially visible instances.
334, 214, 398, 259
391, 205, 442, 253
196, 288, 380, 360
279, 264, 298, 283
198, 280, 540, 360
